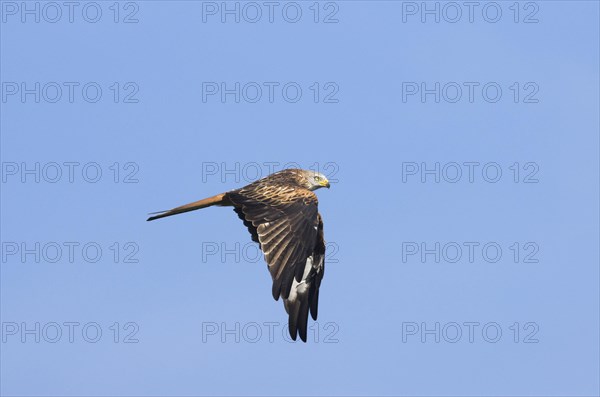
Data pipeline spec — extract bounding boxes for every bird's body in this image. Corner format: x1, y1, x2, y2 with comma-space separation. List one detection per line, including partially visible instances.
147, 169, 330, 342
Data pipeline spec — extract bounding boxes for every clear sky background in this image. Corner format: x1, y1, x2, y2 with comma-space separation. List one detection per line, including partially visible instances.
1, 1, 599, 396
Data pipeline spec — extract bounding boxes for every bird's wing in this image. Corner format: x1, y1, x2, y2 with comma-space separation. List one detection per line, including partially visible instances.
227, 185, 325, 341
227, 184, 319, 299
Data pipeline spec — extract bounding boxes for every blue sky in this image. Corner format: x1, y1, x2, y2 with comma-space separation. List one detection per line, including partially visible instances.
1, 1, 599, 396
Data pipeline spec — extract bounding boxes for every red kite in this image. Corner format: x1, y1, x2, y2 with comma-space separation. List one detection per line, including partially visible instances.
147, 169, 330, 342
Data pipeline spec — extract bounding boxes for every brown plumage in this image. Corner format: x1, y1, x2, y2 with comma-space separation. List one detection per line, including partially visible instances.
147, 169, 330, 342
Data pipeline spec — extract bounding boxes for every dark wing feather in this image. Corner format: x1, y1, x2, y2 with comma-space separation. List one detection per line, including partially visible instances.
309, 213, 325, 321
234, 207, 259, 244
288, 214, 325, 341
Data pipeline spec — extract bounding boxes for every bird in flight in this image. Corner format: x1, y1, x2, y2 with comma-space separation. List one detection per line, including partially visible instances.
147, 169, 331, 342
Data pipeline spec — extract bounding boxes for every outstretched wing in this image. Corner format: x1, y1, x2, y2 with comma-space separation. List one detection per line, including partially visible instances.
227, 184, 319, 299
227, 184, 325, 341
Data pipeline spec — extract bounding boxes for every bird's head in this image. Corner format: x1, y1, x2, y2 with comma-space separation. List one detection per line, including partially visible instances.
299, 170, 330, 191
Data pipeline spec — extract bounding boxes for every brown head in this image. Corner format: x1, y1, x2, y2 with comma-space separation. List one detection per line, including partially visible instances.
269, 169, 331, 191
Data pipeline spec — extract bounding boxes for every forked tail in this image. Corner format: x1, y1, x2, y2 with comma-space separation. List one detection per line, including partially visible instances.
147, 193, 229, 221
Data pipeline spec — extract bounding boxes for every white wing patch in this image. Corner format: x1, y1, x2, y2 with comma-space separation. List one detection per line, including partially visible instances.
286, 256, 313, 303
284, 254, 324, 305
